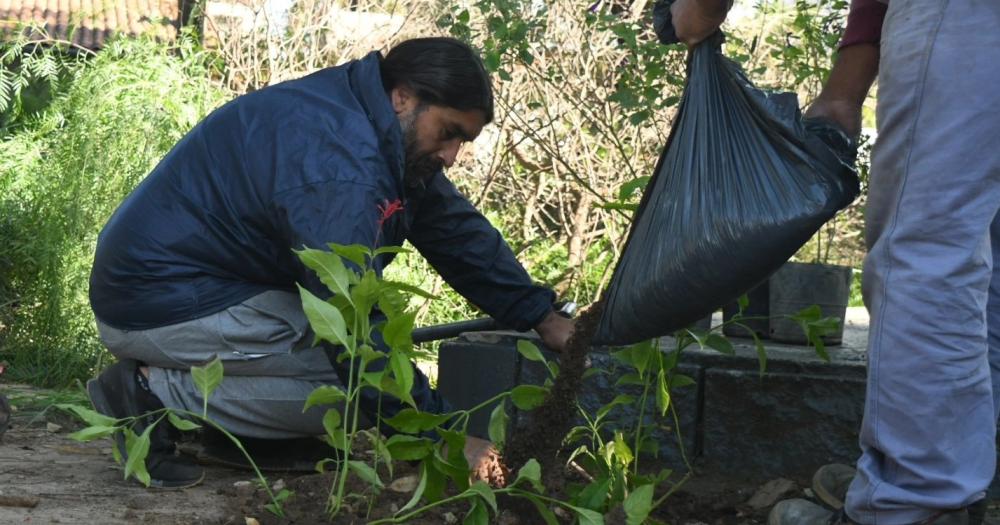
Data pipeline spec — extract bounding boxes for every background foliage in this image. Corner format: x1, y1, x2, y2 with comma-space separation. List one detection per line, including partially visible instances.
0, 0, 869, 386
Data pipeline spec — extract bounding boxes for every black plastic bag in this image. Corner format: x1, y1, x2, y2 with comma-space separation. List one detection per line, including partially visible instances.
592, 33, 860, 346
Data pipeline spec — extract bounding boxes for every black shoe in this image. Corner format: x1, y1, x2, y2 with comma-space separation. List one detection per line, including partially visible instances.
190, 425, 333, 472
811, 463, 985, 525
769, 498, 970, 525
87, 359, 204, 489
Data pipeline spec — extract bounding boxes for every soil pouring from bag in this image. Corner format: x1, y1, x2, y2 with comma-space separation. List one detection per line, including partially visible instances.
503, 301, 603, 491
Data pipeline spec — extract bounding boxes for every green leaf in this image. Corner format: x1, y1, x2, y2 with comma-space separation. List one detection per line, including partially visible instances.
656, 370, 671, 416
324, 427, 349, 451
513, 459, 544, 492
753, 334, 768, 375
618, 176, 650, 201
383, 280, 438, 300
516, 340, 547, 364
167, 412, 200, 431
388, 350, 416, 407
327, 243, 369, 269
68, 425, 117, 441
372, 245, 411, 258
574, 477, 611, 511
670, 373, 696, 389
348, 460, 384, 489
297, 247, 354, 300
383, 312, 416, 353
362, 370, 386, 391
572, 506, 606, 525
399, 461, 431, 511
297, 285, 351, 349
791, 304, 822, 323
614, 373, 644, 387
382, 408, 451, 434
378, 288, 408, 318
315, 458, 338, 473
57, 404, 118, 427
111, 442, 122, 465
264, 488, 293, 516
436, 429, 470, 491
612, 432, 633, 467
424, 460, 448, 503
705, 333, 734, 355
123, 427, 151, 487
467, 480, 498, 513
510, 384, 548, 410
487, 402, 508, 447
351, 270, 382, 319
385, 434, 434, 461
624, 484, 654, 525
737, 293, 750, 311
322, 408, 341, 436
358, 344, 384, 364
302, 385, 347, 412
191, 355, 223, 410
596, 394, 635, 420
463, 498, 489, 525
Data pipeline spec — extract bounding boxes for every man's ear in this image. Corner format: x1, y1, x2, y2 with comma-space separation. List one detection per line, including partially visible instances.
390, 86, 417, 115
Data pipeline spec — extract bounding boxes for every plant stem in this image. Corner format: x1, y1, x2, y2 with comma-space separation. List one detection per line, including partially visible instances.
171, 409, 285, 517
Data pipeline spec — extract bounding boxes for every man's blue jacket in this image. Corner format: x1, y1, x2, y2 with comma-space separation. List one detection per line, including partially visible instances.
89, 52, 554, 417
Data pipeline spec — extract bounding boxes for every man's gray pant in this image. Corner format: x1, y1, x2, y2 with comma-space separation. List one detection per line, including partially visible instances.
97, 290, 351, 439
846, 0, 1000, 522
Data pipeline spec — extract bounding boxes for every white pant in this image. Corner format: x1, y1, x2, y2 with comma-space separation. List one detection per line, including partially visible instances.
846, 0, 1000, 522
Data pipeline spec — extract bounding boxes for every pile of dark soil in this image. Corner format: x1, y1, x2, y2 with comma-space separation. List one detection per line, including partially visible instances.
503, 302, 602, 490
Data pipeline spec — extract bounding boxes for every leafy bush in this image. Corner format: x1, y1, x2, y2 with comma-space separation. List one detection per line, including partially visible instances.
0, 37, 228, 386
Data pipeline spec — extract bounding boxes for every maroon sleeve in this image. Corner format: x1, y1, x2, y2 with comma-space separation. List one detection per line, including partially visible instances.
839, 0, 888, 48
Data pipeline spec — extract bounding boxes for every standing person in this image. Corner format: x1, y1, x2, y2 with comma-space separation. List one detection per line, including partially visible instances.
669, 0, 1000, 522
87, 37, 574, 489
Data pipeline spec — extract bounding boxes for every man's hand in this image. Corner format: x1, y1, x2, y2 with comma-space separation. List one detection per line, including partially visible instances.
803, 43, 880, 140
534, 309, 575, 353
670, 0, 732, 48
464, 436, 509, 487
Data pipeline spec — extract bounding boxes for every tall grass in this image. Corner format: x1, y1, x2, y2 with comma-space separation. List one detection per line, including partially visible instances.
0, 37, 228, 386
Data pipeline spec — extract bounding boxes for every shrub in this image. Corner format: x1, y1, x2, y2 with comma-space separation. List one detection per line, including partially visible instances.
0, 37, 228, 386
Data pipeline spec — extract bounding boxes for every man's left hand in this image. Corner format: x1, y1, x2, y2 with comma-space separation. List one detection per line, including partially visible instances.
534, 310, 575, 353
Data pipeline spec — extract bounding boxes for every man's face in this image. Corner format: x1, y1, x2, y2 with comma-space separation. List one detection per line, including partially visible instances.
392, 87, 486, 185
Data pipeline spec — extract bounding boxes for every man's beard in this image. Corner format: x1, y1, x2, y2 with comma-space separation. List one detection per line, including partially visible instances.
400, 108, 443, 187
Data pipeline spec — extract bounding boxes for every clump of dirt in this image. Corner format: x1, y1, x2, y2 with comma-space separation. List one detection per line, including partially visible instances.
503, 301, 603, 490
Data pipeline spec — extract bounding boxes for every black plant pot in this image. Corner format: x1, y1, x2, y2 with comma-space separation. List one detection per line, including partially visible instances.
722, 280, 770, 339
768, 261, 853, 345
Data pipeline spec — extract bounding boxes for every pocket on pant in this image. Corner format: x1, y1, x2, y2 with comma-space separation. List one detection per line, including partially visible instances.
217, 291, 310, 357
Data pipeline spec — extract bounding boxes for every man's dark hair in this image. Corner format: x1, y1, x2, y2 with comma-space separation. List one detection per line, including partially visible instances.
380, 37, 494, 123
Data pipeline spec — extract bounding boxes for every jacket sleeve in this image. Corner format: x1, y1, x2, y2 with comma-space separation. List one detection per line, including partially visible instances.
839, 0, 888, 48
407, 174, 556, 331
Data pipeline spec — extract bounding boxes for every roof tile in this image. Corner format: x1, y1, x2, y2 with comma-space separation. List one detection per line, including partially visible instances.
0, 0, 180, 50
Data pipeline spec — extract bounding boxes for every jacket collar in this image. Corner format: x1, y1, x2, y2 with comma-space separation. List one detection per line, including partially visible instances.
348, 51, 405, 190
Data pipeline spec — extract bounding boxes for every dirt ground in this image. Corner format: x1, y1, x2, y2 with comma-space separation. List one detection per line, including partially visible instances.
2, 382, 999, 524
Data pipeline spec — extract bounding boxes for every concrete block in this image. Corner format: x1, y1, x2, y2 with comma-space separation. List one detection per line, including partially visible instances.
437, 333, 520, 440
701, 368, 865, 480
438, 331, 699, 468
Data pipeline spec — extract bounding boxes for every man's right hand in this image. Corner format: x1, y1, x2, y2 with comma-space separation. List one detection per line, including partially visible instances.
670, 0, 732, 48
463, 436, 509, 487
